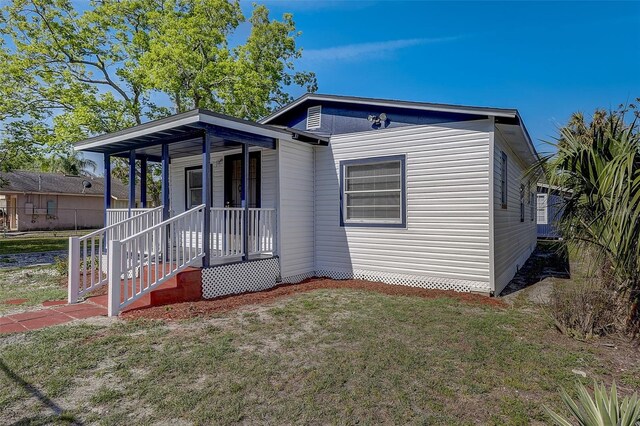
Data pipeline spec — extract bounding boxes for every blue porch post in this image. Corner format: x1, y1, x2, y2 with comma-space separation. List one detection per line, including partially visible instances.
241, 143, 249, 261
128, 150, 136, 211
202, 132, 211, 267
103, 153, 111, 227
140, 156, 148, 208
161, 144, 170, 220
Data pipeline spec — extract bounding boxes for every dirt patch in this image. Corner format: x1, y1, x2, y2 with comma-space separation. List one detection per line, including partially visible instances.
501, 241, 570, 303
122, 278, 506, 321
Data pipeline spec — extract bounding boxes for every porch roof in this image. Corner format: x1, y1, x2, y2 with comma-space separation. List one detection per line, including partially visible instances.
74, 109, 329, 160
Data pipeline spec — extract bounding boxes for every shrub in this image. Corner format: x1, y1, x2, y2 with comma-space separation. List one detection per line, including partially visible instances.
53, 256, 68, 277
541, 104, 640, 336
547, 280, 619, 339
546, 381, 640, 426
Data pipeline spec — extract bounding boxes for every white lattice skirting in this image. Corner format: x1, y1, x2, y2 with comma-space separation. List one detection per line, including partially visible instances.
202, 257, 281, 299
314, 269, 491, 293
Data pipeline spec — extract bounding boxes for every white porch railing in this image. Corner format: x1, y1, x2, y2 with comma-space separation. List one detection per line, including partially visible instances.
108, 204, 205, 316
249, 208, 276, 255
106, 208, 161, 227
67, 206, 164, 303
210, 207, 276, 258
69, 205, 276, 315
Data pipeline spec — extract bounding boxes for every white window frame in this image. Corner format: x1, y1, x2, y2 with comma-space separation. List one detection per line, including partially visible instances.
537, 193, 548, 224
185, 167, 203, 210
341, 155, 406, 227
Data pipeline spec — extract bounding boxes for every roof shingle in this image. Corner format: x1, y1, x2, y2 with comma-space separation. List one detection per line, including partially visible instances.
0, 171, 136, 199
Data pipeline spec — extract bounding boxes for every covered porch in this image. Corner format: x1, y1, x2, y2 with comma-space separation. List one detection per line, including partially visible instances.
68, 109, 326, 316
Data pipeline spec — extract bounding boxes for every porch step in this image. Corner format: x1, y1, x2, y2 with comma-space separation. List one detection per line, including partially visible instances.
87, 267, 202, 313
149, 269, 202, 306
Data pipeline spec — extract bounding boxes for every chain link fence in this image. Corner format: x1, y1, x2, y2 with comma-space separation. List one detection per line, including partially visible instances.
0, 206, 106, 233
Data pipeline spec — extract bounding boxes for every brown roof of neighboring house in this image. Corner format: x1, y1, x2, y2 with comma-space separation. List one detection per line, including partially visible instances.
0, 171, 137, 199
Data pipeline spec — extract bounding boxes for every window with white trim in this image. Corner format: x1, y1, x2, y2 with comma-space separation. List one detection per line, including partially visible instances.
341, 156, 405, 227
537, 193, 548, 224
186, 168, 203, 209
306, 105, 322, 130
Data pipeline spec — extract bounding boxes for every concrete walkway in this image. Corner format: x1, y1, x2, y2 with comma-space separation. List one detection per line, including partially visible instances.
0, 302, 107, 334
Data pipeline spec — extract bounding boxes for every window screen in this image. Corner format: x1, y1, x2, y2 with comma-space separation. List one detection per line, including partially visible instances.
500, 151, 508, 208
341, 156, 405, 226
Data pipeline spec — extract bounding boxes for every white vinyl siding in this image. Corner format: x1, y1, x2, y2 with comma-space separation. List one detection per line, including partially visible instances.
315, 120, 493, 290
169, 147, 276, 215
278, 140, 315, 281
492, 131, 537, 294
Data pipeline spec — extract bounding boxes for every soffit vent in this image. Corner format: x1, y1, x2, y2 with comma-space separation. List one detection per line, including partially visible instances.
306, 105, 322, 130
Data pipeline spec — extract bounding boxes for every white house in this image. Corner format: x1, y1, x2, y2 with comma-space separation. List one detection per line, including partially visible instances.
68, 94, 538, 316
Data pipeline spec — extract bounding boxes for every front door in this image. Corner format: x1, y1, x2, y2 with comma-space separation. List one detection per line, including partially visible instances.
224, 152, 261, 208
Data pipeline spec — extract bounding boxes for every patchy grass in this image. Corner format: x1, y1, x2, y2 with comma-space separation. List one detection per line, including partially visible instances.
1, 289, 638, 425
0, 237, 69, 255
0, 266, 65, 314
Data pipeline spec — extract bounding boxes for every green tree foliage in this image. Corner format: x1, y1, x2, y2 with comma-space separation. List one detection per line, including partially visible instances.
0, 0, 316, 176
542, 102, 640, 334
38, 151, 98, 176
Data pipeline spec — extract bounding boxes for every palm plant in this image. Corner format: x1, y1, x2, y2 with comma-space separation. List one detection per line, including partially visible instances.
40, 152, 97, 176
542, 103, 640, 333
546, 381, 640, 426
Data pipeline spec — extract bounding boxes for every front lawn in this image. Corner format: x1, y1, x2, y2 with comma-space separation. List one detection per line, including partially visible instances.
0, 237, 69, 255
0, 266, 66, 314
1, 288, 637, 425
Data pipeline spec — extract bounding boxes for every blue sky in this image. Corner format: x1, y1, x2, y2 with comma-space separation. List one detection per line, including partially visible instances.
245, 0, 640, 155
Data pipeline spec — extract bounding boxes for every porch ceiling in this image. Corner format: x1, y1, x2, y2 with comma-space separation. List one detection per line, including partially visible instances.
74, 108, 329, 160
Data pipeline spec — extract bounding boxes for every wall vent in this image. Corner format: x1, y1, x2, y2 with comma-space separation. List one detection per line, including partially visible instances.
306, 105, 322, 130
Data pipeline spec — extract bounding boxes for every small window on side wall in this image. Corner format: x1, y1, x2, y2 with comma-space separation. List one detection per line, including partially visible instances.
530, 191, 535, 221
185, 166, 212, 210
46, 200, 56, 215
520, 184, 525, 222
340, 155, 406, 228
500, 151, 508, 209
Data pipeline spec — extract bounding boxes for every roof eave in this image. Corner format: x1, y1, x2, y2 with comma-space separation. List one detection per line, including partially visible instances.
74, 109, 296, 153
515, 111, 540, 163
260, 93, 519, 124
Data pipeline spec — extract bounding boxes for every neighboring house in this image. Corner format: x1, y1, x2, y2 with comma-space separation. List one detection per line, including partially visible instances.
536, 183, 568, 239
0, 171, 138, 231
69, 93, 539, 316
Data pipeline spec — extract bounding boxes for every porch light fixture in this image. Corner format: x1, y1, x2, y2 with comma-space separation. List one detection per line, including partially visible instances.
367, 112, 388, 126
